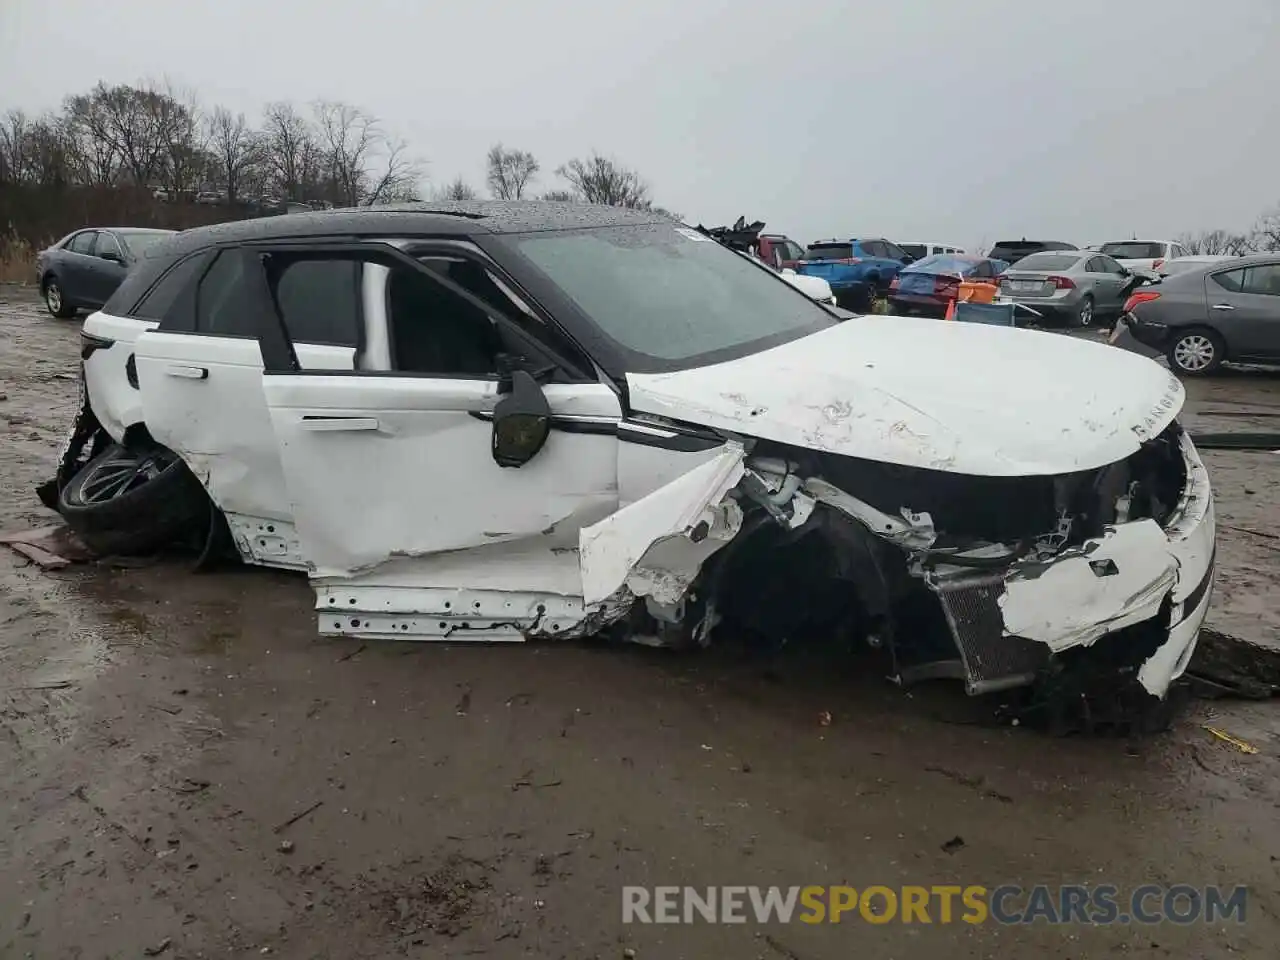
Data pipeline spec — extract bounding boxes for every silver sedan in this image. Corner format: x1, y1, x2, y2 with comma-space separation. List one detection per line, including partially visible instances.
998, 251, 1135, 328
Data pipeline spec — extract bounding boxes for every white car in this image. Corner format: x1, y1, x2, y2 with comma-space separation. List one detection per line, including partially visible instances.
778, 268, 835, 305
1098, 240, 1190, 276
45, 202, 1215, 728
1157, 254, 1241, 277
899, 242, 966, 260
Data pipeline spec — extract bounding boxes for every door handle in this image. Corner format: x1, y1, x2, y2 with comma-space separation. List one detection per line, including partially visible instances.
299, 417, 380, 432
1211, 304, 1235, 311
164, 364, 208, 379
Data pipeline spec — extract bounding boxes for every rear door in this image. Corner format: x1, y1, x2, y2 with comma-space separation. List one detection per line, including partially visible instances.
258, 242, 623, 637
133, 246, 359, 567
1207, 261, 1280, 359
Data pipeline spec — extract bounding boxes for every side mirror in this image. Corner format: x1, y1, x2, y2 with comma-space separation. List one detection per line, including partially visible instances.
491, 369, 551, 468
101, 250, 123, 263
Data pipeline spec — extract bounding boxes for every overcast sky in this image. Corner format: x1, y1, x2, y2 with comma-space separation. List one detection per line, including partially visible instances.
2, 0, 1277, 249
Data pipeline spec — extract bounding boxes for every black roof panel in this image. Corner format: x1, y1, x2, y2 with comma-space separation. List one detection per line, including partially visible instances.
147, 201, 674, 261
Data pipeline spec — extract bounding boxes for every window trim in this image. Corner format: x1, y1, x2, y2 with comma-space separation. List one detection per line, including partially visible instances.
246, 240, 595, 383
95, 231, 124, 261
67, 230, 98, 256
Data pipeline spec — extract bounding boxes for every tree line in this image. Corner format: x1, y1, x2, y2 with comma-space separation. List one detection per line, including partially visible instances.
0, 81, 676, 215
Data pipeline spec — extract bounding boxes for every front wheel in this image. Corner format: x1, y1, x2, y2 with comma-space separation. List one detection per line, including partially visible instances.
58, 442, 210, 555
1167, 328, 1225, 376
43, 275, 76, 319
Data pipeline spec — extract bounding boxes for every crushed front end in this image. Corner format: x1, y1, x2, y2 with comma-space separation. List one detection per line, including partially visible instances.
599, 419, 1214, 729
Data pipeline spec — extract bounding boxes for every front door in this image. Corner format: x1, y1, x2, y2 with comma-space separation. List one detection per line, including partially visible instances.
258, 242, 623, 639
1206, 261, 1280, 359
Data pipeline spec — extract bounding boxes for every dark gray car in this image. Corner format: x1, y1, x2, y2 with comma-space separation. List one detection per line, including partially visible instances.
1124, 253, 1280, 374
34, 227, 175, 319
998, 250, 1134, 327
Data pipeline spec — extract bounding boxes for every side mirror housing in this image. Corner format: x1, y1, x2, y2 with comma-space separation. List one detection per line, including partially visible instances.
101, 250, 124, 263
491, 369, 551, 468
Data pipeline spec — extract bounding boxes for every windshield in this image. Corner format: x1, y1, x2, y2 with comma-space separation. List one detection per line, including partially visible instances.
1100, 241, 1164, 260
1012, 253, 1082, 271
508, 224, 837, 367
121, 232, 172, 257
908, 254, 977, 276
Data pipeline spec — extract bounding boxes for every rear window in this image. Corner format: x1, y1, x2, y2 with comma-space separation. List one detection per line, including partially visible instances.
1100, 242, 1165, 260
804, 243, 853, 261
1162, 259, 1220, 276
121, 231, 172, 257
900, 244, 928, 260
909, 254, 977, 275
1012, 253, 1082, 271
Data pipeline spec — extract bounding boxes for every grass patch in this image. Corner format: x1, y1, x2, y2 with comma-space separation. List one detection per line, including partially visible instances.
0, 228, 38, 284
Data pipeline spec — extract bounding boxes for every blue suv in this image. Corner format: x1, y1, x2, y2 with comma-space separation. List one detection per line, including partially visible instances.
798, 238, 914, 308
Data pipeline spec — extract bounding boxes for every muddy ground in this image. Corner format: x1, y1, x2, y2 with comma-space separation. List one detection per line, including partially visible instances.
1, 286, 1278, 959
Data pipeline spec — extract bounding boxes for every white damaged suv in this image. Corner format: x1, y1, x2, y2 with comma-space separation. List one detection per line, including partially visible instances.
44, 202, 1215, 728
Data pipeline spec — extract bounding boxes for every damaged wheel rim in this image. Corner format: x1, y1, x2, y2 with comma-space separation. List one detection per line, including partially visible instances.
1174, 336, 1214, 372
79, 448, 175, 503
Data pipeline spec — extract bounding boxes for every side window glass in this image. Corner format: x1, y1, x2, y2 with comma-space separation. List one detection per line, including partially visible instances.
386, 264, 506, 377
275, 260, 361, 346
68, 232, 96, 255
786, 241, 804, 261
132, 254, 209, 322
883, 242, 906, 260
97, 234, 123, 260
1242, 264, 1280, 297
1211, 269, 1244, 293
861, 240, 884, 258
1085, 257, 1103, 273
971, 261, 993, 279
198, 250, 262, 337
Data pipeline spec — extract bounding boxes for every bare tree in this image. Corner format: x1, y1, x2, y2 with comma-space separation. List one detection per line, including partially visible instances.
261, 102, 318, 202
159, 82, 206, 198
540, 189, 577, 202
364, 137, 422, 205
433, 177, 478, 201
555, 153, 651, 208
208, 107, 261, 203
485, 143, 539, 200
312, 101, 381, 206
1176, 229, 1253, 257
0, 110, 33, 184
63, 89, 120, 185
1254, 205, 1280, 252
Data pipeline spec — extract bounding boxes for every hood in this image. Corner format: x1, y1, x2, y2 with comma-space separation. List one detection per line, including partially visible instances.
625, 316, 1184, 477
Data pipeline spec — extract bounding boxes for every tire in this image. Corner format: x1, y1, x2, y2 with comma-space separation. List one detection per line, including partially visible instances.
1071, 295, 1095, 328
1167, 327, 1225, 376
43, 274, 77, 319
58, 442, 210, 555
